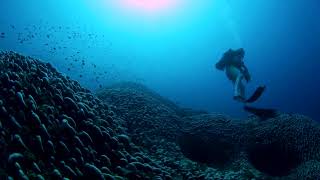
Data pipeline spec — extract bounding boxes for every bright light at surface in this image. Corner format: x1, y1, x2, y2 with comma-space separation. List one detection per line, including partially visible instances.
120, 0, 178, 14
87, 0, 187, 32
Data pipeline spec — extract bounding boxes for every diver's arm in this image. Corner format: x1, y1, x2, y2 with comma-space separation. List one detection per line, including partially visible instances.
215, 57, 227, 70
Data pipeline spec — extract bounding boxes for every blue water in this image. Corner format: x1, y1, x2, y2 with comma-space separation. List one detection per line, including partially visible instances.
0, 0, 319, 120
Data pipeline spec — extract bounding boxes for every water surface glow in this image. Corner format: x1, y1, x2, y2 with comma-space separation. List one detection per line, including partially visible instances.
121, 0, 178, 13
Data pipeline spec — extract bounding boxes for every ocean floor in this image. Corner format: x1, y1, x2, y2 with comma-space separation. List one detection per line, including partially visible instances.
0, 51, 320, 179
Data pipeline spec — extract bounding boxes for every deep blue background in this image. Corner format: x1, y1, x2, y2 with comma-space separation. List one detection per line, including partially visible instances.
0, 0, 319, 120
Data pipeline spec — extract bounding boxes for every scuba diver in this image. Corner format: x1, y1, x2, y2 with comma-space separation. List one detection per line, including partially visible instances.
215, 48, 265, 103
215, 48, 278, 120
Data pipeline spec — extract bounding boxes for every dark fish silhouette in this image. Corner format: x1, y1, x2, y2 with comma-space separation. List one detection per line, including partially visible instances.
244, 105, 278, 120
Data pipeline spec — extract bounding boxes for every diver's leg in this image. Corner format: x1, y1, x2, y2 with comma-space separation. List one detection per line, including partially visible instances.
234, 74, 245, 102
234, 74, 242, 97
239, 79, 246, 99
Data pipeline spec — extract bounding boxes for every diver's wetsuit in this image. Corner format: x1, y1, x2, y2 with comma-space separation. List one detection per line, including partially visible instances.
216, 48, 250, 102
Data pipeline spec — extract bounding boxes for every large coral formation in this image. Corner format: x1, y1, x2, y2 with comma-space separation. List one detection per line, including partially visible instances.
0, 51, 170, 179
247, 114, 320, 177
179, 113, 320, 179
96, 82, 184, 147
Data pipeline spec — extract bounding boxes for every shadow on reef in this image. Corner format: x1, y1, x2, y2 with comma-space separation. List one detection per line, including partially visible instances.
177, 114, 245, 169
247, 142, 301, 176
179, 132, 235, 167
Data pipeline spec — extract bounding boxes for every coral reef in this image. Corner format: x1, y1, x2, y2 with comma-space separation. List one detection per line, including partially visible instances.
1, 51, 320, 179
97, 83, 264, 179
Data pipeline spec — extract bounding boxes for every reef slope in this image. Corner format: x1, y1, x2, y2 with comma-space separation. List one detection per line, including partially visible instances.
1, 51, 320, 179
98, 83, 320, 179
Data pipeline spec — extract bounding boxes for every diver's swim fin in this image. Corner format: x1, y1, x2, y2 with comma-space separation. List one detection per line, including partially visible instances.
246, 85, 266, 103
244, 105, 278, 120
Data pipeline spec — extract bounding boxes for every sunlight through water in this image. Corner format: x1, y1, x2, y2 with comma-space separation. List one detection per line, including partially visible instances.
121, 0, 177, 13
